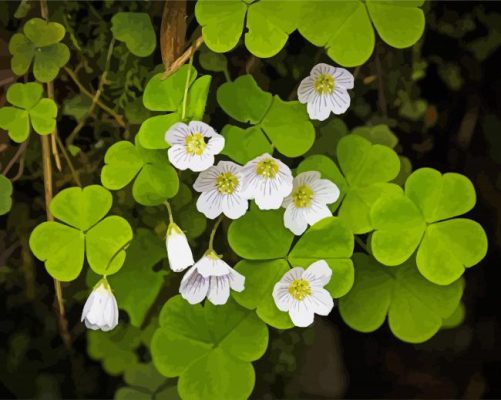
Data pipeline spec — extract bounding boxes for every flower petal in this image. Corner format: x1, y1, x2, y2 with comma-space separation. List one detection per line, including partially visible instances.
327, 87, 351, 115
272, 283, 294, 312
207, 275, 231, 305
295, 171, 321, 187
311, 178, 340, 205
310, 63, 336, 79
297, 76, 315, 104
229, 268, 245, 292
303, 260, 332, 288
167, 145, 191, 171
221, 194, 248, 219
289, 300, 315, 327
304, 202, 332, 226
333, 67, 354, 89
309, 288, 334, 316
196, 255, 232, 278
196, 190, 223, 219
284, 204, 308, 235
165, 122, 189, 146
193, 166, 220, 192
179, 266, 209, 304
188, 153, 216, 172
307, 93, 331, 121
206, 134, 225, 155
188, 121, 217, 138
167, 229, 194, 272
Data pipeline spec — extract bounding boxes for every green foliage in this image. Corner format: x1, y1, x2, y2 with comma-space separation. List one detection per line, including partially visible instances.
111, 13, 156, 57
339, 253, 463, 343
0, 82, 57, 142
151, 296, 268, 400
297, 0, 425, 66
217, 75, 315, 159
335, 134, 401, 233
101, 139, 179, 206
29, 185, 133, 281
137, 65, 212, 149
0, 175, 13, 215
9, 18, 70, 82
371, 168, 488, 285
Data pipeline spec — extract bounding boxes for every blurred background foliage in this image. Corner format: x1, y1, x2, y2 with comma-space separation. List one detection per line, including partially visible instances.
0, 1, 500, 398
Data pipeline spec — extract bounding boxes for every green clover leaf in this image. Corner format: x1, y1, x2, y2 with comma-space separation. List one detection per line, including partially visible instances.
334, 134, 401, 234
371, 168, 488, 285
88, 324, 142, 375
29, 185, 133, 281
0, 82, 57, 142
232, 259, 294, 329
9, 18, 70, 82
138, 65, 212, 149
195, 0, 299, 58
101, 140, 179, 206
352, 124, 398, 148
87, 229, 167, 327
339, 253, 463, 343
228, 205, 294, 260
297, 0, 424, 67
111, 12, 156, 57
217, 75, 315, 158
221, 125, 273, 164
151, 296, 268, 400
0, 175, 13, 215
288, 217, 355, 298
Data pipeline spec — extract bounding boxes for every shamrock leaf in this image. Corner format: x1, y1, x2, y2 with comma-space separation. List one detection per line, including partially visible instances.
115, 363, 178, 400
371, 168, 488, 285
101, 140, 179, 206
30, 185, 133, 281
138, 65, 211, 149
0, 82, 57, 142
87, 229, 167, 327
288, 217, 355, 298
297, 0, 424, 67
217, 75, 315, 158
195, 0, 299, 57
228, 205, 294, 260
339, 253, 463, 343
88, 323, 142, 375
9, 18, 70, 82
221, 125, 273, 164
232, 259, 294, 329
352, 124, 398, 148
111, 12, 156, 57
0, 175, 13, 215
151, 296, 268, 400
334, 134, 401, 234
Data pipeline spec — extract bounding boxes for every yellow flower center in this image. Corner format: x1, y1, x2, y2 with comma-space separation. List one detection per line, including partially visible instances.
314, 73, 335, 95
216, 172, 239, 195
288, 278, 311, 301
185, 132, 207, 156
255, 158, 279, 179
292, 185, 314, 208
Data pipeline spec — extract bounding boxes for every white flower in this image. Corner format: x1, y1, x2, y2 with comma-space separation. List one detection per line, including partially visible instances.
179, 251, 245, 305
165, 121, 225, 172
240, 153, 293, 210
298, 63, 354, 121
272, 260, 334, 327
81, 279, 119, 332
166, 222, 194, 272
194, 160, 248, 220
282, 171, 340, 236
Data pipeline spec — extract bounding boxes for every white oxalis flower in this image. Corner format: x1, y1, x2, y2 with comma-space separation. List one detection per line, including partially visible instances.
166, 222, 194, 272
298, 63, 354, 121
194, 160, 248, 220
282, 171, 340, 236
165, 121, 225, 172
272, 260, 334, 327
241, 153, 293, 210
180, 251, 245, 305
81, 279, 119, 332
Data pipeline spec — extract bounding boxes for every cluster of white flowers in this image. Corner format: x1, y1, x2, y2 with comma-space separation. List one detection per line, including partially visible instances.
81, 63, 353, 332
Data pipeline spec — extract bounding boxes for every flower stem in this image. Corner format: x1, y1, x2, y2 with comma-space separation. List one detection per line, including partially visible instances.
355, 236, 370, 254
208, 215, 224, 252
164, 200, 174, 223
180, 53, 194, 121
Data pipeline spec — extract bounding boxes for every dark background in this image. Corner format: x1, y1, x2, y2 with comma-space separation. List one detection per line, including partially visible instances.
1, 1, 500, 399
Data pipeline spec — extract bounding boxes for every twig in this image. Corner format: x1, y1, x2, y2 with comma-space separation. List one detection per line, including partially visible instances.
66, 39, 116, 146
40, 0, 72, 352
161, 35, 204, 79
56, 135, 81, 187
2, 140, 28, 177
181, 54, 194, 121
63, 66, 126, 128
46, 81, 62, 172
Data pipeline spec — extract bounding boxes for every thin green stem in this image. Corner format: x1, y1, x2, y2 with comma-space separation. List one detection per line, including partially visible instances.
355, 236, 370, 254
181, 54, 194, 121
164, 200, 174, 223
208, 215, 224, 252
